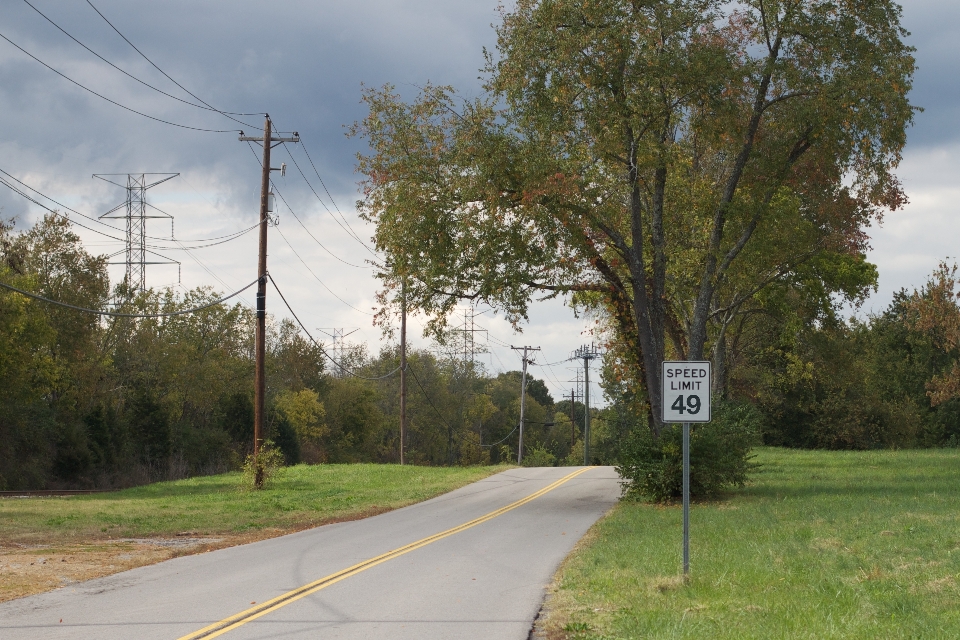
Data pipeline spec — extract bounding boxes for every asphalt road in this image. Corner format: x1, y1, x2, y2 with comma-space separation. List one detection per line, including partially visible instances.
0, 466, 621, 640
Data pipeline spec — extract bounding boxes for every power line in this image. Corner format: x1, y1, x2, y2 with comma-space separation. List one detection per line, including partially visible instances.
272, 223, 375, 316
21, 0, 257, 126
0, 277, 257, 317
84, 0, 260, 127
0, 31, 239, 133
172, 237, 254, 309
268, 275, 399, 380
243, 140, 369, 268
1, 175, 251, 301
480, 424, 519, 448
0, 168, 259, 246
406, 363, 455, 431
284, 140, 376, 254
0, 175, 258, 255
270, 181, 369, 269
280, 143, 371, 252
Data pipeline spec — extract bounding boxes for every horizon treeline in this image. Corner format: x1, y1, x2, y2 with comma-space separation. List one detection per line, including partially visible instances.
0, 215, 590, 490
2, 215, 959, 490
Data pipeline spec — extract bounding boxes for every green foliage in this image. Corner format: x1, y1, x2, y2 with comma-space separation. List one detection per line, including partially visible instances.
354, 0, 916, 435
0, 216, 320, 489
268, 409, 301, 466
521, 444, 556, 467
561, 440, 584, 467
240, 442, 285, 490
0, 212, 555, 489
752, 287, 959, 450
617, 401, 761, 502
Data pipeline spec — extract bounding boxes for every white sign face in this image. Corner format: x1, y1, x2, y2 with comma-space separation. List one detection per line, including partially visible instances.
662, 361, 712, 423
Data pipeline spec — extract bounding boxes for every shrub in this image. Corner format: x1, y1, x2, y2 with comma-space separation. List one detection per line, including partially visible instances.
521, 444, 556, 467
240, 441, 285, 490
561, 439, 584, 466
617, 401, 761, 502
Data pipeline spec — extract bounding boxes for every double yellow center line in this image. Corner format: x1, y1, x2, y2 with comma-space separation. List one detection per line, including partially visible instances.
178, 466, 595, 639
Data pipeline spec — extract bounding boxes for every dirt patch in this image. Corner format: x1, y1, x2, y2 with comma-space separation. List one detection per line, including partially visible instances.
0, 537, 225, 603
0, 505, 397, 604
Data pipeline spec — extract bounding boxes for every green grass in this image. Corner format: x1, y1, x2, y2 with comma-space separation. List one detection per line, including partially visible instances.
545, 447, 960, 639
0, 464, 503, 545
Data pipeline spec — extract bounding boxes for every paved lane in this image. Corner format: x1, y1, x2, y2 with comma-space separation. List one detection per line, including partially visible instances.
0, 466, 620, 639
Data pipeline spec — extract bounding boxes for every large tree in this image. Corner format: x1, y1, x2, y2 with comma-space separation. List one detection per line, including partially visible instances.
354, 0, 916, 433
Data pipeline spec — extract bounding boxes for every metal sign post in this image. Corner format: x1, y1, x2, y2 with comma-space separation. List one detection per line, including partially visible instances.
662, 361, 711, 577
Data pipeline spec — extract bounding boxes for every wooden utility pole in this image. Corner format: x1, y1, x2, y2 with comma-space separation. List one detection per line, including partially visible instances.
511, 345, 540, 464
570, 389, 577, 450
399, 277, 407, 465
239, 116, 298, 487
574, 343, 601, 465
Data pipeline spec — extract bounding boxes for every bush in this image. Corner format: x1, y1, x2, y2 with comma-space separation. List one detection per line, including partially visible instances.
617, 401, 761, 502
521, 444, 556, 467
240, 441, 285, 490
561, 439, 584, 466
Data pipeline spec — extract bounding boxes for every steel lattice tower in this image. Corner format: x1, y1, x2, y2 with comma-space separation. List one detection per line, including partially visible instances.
95, 173, 179, 292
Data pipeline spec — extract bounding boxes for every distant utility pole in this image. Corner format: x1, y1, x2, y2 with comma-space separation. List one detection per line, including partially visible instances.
399, 277, 407, 465
511, 345, 540, 464
567, 370, 584, 450
239, 116, 299, 487
573, 343, 602, 465
94, 173, 180, 293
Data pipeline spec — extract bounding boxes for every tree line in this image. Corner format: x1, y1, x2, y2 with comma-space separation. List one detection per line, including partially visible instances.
0, 215, 600, 490
3, 214, 959, 492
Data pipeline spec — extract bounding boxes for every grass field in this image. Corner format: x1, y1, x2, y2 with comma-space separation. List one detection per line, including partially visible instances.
0, 463, 503, 601
540, 447, 960, 639
0, 463, 502, 544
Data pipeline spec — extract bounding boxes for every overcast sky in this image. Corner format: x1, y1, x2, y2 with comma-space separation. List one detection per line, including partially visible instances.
0, 0, 957, 404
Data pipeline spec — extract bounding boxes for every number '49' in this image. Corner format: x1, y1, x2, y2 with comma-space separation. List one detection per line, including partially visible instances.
671, 395, 701, 414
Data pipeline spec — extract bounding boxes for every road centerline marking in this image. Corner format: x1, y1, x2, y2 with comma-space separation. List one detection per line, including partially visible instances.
177, 466, 595, 640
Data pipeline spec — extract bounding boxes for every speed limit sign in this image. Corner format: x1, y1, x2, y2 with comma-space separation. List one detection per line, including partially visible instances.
662, 360, 711, 576
662, 361, 711, 423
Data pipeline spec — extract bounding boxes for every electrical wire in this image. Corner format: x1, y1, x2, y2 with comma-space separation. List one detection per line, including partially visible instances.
0, 277, 258, 317
21, 0, 256, 126
0, 175, 257, 252
272, 223, 375, 316
538, 357, 574, 367
0, 31, 239, 133
406, 363, 455, 431
300, 140, 369, 245
268, 275, 400, 380
171, 237, 254, 308
270, 183, 369, 269
243, 141, 368, 268
0, 174, 256, 307
481, 424, 519, 448
282, 142, 376, 255
1, 169, 259, 246
84, 0, 261, 127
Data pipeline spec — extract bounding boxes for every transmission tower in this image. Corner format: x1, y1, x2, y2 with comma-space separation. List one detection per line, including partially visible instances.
318, 328, 358, 377
94, 173, 180, 292
452, 306, 488, 367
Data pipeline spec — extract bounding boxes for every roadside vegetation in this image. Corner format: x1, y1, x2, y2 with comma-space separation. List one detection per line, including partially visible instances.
0, 217, 565, 490
0, 463, 500, 545
539, 447, 960, 639
0, 463, 502, 602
